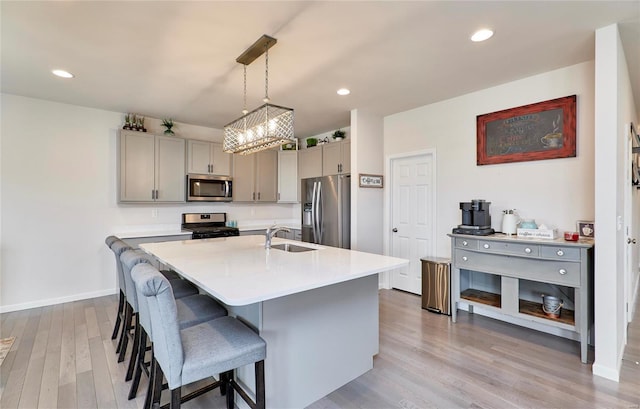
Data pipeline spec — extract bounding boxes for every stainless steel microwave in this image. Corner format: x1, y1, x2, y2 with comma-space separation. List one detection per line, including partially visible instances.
186, 174, 232, 202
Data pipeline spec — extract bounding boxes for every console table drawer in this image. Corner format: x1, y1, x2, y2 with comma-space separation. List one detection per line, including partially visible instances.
454, 237, 478, 250
539, 246, 581, 261
454, 250, 580, 287
477, 240, 539, 256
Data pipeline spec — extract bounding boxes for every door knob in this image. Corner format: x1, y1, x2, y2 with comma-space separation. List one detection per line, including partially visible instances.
628, 238, 637, 244
392, 228, 398, 232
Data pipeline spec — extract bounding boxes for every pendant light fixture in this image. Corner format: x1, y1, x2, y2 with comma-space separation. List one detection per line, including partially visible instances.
223, 35, 295, 155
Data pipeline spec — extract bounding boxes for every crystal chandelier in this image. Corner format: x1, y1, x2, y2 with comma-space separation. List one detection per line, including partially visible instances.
224, 35, 294, 155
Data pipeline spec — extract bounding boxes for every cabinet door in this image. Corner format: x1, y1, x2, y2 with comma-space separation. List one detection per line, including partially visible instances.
120, 131, 156, 201
298, 146, 322, 179
322, 142, 342, 176
155, 136, 186, 202
341, 140, 351, 174
278, 150, 298, 203
256, 150, 278, 202
211, 143, 232, 176
232, 153, 255, 201
186, 140, 212, 174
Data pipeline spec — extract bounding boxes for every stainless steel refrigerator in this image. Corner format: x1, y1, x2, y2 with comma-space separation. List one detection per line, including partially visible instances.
301, 174, 350, 248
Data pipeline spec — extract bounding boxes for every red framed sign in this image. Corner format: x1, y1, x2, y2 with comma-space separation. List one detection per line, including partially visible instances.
476, 95, 576, 165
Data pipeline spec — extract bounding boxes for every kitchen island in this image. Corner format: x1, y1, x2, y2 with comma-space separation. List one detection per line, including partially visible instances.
140, 235, 408, 409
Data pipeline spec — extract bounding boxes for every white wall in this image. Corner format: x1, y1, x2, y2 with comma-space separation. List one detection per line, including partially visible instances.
384, 61, 595, 258
350, 109, 384, 254
592, 24, 638, 382
0, 94, 298, 312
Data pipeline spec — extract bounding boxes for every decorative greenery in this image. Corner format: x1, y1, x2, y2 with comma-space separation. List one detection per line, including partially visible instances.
162, 118, 175, 135
306, 137, 318, 147
332, 129, 346, 139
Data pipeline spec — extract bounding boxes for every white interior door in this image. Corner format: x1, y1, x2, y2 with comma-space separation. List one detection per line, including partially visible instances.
625, 123, 640, 325
390, 153, 434, 294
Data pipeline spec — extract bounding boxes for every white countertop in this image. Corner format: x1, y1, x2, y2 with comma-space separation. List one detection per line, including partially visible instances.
140, 235, 408, 306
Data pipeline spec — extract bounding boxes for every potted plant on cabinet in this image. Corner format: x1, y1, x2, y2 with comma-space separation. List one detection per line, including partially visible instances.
306, 137, 318, 148
332, 129, 345, 141
162, 118, 175, 135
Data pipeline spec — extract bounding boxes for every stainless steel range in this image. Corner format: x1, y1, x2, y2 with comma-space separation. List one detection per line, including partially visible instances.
181, 213, 240, 239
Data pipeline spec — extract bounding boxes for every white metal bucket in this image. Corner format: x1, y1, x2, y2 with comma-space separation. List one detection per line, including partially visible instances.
542, 295, 563, 318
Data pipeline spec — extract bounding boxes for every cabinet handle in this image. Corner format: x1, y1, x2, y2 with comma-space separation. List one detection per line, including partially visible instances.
483, 243, 490, 249
155, 190, 159, 199
462, 256, 468, 261
278, 192, 280, 200
258, 192, 261, 200
559, 269, 567, 275
462, 240, 468, 246
525, 247, 532, 254
557, 250, 564, 256
253, 192, 256, 201
151, 189, 155, 200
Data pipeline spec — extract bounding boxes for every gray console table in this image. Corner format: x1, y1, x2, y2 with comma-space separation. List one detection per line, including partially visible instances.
448, 233, 594, 363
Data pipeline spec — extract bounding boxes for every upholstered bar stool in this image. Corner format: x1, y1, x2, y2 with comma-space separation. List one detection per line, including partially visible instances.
122, 250, 228, 405
132, 263, 266, 409
110, 238, 201, 363
105, 235, 127, 342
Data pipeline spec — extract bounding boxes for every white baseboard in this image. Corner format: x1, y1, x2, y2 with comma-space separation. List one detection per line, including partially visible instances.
592, 362, 621, 382
0, 288, 117, 313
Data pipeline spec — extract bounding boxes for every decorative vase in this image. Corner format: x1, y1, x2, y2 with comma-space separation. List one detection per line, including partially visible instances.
334, 137, 343, 141
164, 128, 174, 135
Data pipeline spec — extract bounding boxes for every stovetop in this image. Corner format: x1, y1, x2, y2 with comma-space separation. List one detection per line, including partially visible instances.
181, 212, 239, 238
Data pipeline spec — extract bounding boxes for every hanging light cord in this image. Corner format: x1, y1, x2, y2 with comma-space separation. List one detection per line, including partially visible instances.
264, 43, 270, 103
242, 65, 248, 115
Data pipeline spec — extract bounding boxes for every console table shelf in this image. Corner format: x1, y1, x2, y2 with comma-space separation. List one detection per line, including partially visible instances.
460, 289, 501, 308
518, 299, 575, 326
449, 233, 594, 363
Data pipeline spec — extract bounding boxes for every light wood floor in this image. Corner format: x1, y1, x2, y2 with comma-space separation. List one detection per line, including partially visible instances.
1, 289, 638, 409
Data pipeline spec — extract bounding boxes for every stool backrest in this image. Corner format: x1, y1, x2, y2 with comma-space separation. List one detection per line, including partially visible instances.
120, 249, 154, 314
107, 238, 131, 293
131, 263, 183, 387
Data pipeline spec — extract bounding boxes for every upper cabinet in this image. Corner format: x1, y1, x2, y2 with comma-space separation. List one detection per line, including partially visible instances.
186, 139, 231, 176
119, 130, 185, 202
278, 150, 298, 203
232, 149, 278, 202
322, 139, 350, 175
298, 146, 323, 180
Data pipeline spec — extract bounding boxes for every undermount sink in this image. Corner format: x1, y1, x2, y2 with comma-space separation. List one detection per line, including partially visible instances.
270, 243, 316, 253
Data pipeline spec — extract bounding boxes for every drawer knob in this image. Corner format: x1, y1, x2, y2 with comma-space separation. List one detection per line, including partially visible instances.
525, 247, 532, 254
483, 243, 490, 249
462, 240, 468, 246
462, 256, 468, 261
557, 250, 564, 256
559, 269, 567, 275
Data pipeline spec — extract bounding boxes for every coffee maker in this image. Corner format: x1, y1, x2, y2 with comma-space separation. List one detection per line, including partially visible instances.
452, 199, 495, 236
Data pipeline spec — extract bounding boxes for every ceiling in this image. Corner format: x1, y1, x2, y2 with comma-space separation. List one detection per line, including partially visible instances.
2, 1, 639, 138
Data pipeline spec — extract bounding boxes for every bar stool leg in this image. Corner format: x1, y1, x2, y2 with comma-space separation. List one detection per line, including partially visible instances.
255, 360, 265, 409
117, 305, 133, 362
128, 329, 147, 400
126, 315, 141, 381
111, 291, 125, 340
143, 350, 155, 409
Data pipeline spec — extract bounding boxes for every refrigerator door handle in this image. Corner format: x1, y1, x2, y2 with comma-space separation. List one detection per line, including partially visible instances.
316, 180, 323, 243
311, 181, 319, 243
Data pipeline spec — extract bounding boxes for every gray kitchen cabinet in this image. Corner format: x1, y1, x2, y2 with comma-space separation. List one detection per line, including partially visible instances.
448, 233, 594, 363
322, 139, 350, 175
278, 150, 298, 203
186, 139, 231, 175
298, 146, 323, 179
232, 149, 278, 202
119, 130, 185, 202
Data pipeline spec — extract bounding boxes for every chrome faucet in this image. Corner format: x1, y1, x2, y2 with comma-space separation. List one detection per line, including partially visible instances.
265, 225, 291, 249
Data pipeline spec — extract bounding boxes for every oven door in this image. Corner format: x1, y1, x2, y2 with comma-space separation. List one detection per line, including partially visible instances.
186, 174, 232, 202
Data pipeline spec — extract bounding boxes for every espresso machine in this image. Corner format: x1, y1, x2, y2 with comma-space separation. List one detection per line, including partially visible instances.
452, 199, 495, 236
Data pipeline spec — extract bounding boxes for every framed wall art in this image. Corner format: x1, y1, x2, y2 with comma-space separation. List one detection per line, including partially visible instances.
359, 174, 383, 188
477, 95, 577, 165
576, 220, 594, 238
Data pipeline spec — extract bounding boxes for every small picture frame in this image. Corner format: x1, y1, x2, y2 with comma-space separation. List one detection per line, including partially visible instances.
359, 174, 383, 188
576, 220, 595, 238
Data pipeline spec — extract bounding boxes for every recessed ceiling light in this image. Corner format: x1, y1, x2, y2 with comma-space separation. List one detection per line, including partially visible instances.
471, 29, 494, 42
337, 88, 350, 96
52, 69, 74, 78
